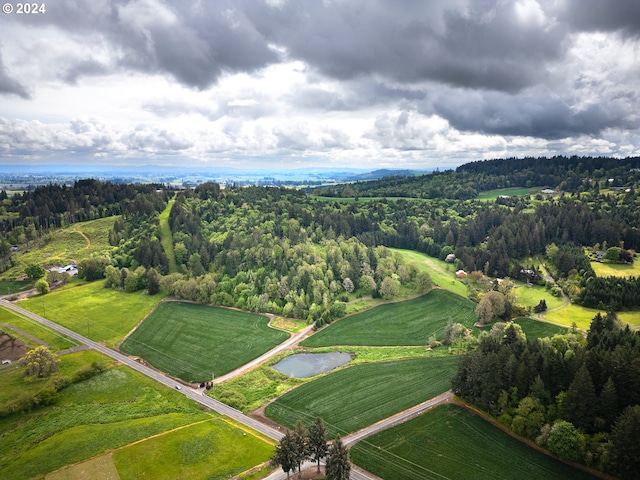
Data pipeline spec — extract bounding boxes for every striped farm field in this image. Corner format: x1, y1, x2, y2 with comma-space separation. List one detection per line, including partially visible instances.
120, 301, 288, 382
301, 289, 477, 347
351, 404, 597, 480
264, 356, 459, 438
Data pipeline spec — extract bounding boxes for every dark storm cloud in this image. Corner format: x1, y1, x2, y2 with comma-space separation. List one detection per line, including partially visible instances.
429, 89, 639, 140
0, 50, 30, 99
562, 0, 640, 36
13, 0, 278, 89
247, 0, 566, 92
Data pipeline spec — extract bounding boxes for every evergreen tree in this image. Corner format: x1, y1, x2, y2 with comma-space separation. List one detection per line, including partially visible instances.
270, 431, 296, 480
291, 420, 309, 479
610, 405, 640, 479
308, 417, 328, 473
325, 439, 350, 480
563, 363, 597, 433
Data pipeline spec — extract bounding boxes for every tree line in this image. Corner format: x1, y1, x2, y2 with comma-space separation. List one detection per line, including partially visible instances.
452, 314, 640, 477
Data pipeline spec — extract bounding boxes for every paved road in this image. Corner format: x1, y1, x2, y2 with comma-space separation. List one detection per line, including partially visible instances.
1, 300, 380, 479
342, 390, 453, 447
0, 299, 284, 442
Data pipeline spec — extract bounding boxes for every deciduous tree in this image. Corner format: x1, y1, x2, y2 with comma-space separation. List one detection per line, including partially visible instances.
19, 346, 59, 378
308, 417, 328, 473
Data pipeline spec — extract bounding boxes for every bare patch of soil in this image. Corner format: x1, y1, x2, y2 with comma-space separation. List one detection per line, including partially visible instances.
0, 332, 27, 360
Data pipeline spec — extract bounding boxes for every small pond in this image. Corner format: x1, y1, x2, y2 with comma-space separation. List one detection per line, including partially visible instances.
272, 352, 352, 378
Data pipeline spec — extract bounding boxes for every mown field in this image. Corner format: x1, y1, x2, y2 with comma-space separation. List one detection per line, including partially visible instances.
0, 306, 77, 352
542, 303, 640, 329
514, 283, 565, 310
351, 404, 597, 480
394, 248, 469, 298
301, 289, 477, 347
591, 260, 640, 278
112, 418, 273, 480
0, 351, 210, 480
1, 216, 117, 280
120, 301, 289, 382
476, 186, 543, 201
512, 317, 567, 339
19, 280, 162, 347
264, 356, 459, 438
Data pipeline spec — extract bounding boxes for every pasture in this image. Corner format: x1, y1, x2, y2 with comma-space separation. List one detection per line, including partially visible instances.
476, 186, 543, 201
19, 280, 162, 347
301, 289, 477, 347
120, 301, 289, 382
0, 352, 210, 480
2, 216, 117, 280
112, 418, 273, 480
264, 356, 459, 438
350, 404, 597, 480
591, 260, 640, 278
513, 317, 567, 339
542, 303, 640, 329
514, 283, 565, 310
393, 248, 469, 298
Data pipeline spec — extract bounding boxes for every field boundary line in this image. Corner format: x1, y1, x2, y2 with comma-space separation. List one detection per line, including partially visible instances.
71, 228, 91, 249
449, 397, 611, 480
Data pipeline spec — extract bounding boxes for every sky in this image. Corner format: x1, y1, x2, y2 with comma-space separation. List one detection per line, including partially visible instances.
1, 0, 639, 171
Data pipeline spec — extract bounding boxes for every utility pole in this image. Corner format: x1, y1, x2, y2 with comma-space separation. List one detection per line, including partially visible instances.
42, 299, 45, 317
87, 318, 90, 339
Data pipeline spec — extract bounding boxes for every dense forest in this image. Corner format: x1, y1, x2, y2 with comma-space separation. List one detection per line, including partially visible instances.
452, 314, 640, 478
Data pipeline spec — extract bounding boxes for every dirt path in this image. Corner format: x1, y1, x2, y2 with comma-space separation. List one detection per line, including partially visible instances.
0, 323, 49, 347
72, 229, 91, 249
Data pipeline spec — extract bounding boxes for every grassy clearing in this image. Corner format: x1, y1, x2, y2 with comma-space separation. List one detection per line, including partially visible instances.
0, 352, 209, 480
19, 280, 162, 347
0, 306, 77, 351
351, 403, 597, 480
476, 186, 543, 201
302, 289, 477, 347
265, 356, 459, 438
514, 283, 565, 310
0, 279, 33, 295
158, 199, 177, 273
112, 418, 273, 480
512, 317, 567, 339
2, 217, 117, 280
392, 248, 469, 298
270, 316, 308, 333
591, 261, 640, 278
120, 302, 289, 382
46, 454, 120, 480
542, 303, 640, 329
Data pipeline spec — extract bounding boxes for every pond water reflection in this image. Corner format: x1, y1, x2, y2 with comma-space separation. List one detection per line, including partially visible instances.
272, 352, 352, 378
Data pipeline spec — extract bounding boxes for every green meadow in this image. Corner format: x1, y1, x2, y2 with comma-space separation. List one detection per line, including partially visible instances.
301, 289, 477, 347
393, 248, 469, 298
112, 418, 273, 480
591, 260, 640, 278
0, 351, 210, 480
265, 356, 459, 438
2, 216, 117, 279
19, 280, 162, 347
351, 404, 597, 480
120, 301, 289, 382
513, 317, 567, 339
476, 186, 543, 201
514, 283, 565, 310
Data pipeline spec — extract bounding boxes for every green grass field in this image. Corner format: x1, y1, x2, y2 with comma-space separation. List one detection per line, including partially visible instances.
351, 404, 597, 480
112, 418, 273, 480
514, 283, 565, 310
0, 351, 210, 480
513, 317, 567, 339
120, 301, 289, 382
591, 261, 640, 278
542, 303, 640, 329
476, 186, 543, 201
19, 280, 162, 347
264, 356, 459, 438
393, 248, 469, 298
301, 289, 477, 347
2, 216, 117, 280
158, 199, 178, 273
0, 306, 77, 351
